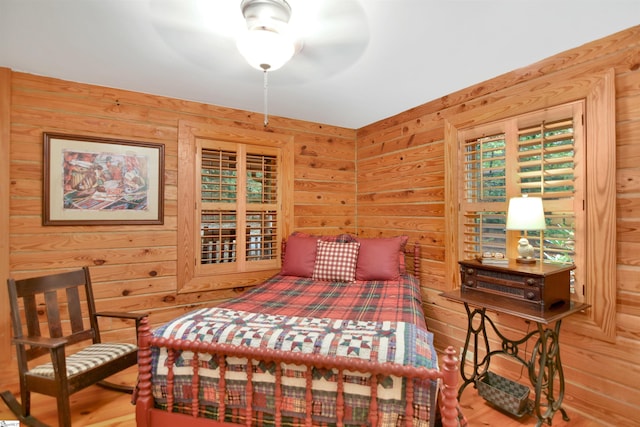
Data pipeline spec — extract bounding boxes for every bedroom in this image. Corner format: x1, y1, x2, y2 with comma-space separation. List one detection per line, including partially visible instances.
0, 3, 639, 426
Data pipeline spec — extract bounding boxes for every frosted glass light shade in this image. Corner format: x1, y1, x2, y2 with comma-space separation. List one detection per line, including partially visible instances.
236, 29, 295, 72
506, 196, 546, 231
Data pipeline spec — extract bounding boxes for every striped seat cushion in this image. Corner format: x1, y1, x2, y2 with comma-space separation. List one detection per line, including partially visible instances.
29, 343, 137, 377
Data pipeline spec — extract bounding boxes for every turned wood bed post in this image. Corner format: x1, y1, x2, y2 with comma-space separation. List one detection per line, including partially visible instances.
439, 346, 460, 427
166, 348, 175, 412
136, 317, 153, 427
413, 243, 421, 279
304, 364, 314, 427
244, 358, 253, 427
190, 351, 200, 417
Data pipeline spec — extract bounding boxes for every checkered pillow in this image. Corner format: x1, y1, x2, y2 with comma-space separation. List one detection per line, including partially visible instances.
312, 240, 360, 282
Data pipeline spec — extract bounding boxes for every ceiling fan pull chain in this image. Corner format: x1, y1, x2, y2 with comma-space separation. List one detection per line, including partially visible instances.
263, 68, 269, 127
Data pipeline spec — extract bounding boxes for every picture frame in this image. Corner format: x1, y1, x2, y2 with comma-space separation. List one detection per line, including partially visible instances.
43, 133, 165, 225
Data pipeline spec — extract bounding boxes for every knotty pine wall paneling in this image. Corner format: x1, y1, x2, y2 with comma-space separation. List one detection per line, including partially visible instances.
293, 132, 357, 233
1, 68, 11, 361
5, 67, 356, 340
356, 26, 640, 426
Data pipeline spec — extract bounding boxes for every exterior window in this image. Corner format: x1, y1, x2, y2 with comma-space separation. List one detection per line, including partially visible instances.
446, 70, 616, 341
198, 146, 278, 271
178, 121, 293, 292
459, 102, 585, 299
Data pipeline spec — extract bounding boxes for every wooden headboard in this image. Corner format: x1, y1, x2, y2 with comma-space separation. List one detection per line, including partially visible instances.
405, 242, 421, 279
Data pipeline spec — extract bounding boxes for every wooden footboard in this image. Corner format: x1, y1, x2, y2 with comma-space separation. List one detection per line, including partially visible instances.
135, 317, 460, 427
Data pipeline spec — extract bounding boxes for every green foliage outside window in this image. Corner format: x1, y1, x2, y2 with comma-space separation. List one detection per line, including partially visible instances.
464, 118, 576, 265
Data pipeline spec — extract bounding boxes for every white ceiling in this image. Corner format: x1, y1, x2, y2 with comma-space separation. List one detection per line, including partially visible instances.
1, 0, 638, 129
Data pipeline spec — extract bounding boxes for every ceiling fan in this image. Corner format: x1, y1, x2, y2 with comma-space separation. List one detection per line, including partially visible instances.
149, 0, 370, 84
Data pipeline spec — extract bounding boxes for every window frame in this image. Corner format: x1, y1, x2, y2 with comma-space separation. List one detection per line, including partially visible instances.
177, 120, 294, 293
444, 69, 616, 342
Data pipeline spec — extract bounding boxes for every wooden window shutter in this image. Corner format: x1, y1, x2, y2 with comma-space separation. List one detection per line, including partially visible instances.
458, 102, 584, 276
516, 117, 581, 268
460, 133, 507, 259
245, 152, 278, 264
197, 141, 281, 274
201, 149, 238, 265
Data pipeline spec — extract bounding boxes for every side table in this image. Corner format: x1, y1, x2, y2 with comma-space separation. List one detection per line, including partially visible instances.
441, 288, 589, 426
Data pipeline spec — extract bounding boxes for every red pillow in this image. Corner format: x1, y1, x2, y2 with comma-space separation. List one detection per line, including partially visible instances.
280, 235, 319, 277
356, 236, 406, 281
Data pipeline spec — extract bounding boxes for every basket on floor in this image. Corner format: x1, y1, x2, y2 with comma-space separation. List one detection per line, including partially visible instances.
476, 371, 530, 417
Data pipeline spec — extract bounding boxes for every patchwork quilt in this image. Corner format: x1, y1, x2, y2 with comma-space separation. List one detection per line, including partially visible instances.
150, 274, 439, 426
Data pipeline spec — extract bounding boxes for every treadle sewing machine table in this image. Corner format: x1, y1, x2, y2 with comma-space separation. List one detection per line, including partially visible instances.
441, 269, 589, 427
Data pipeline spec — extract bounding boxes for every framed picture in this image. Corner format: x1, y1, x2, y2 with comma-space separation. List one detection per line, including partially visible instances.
43, 133, 165, 225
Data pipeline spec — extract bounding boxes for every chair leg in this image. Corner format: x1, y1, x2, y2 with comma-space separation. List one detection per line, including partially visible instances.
56, 391, 72, 427
0, 391, 50, 427
19, 380, 30, 418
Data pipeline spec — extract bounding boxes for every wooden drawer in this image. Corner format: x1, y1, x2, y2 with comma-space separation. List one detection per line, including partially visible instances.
459, 260, 574, 311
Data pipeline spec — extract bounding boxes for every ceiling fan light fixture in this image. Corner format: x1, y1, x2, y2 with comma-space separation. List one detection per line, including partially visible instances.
236, 28, 295, 71
237, 0, 296, 71
240, 0, 291, 31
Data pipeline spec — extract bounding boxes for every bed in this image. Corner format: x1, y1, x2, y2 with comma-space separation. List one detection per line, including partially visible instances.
134, 233, 463, 427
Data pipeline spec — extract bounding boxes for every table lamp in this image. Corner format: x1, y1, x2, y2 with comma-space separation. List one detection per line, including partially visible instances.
506, 195, 546, 264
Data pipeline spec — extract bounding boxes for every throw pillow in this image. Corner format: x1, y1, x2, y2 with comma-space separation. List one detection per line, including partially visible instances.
355, 236, 405, 281
312, 240, 360, 282
280, 234, 319, 277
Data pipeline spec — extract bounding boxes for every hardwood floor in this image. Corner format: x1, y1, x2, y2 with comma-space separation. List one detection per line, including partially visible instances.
0, 362, 603, 426
456, 392, 603, 427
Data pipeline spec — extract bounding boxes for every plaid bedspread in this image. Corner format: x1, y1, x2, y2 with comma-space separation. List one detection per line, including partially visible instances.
218, 274, 427, 325
151, 274, 438, 426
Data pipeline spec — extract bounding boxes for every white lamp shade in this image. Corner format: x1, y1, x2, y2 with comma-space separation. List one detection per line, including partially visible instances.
236, 29, 295, 72
506, 196, 547, 231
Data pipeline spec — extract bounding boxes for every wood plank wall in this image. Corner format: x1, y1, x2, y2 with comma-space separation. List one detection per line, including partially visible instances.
0, 68, 11, 355
2, 69, 356, 348
356, 26, 640, 426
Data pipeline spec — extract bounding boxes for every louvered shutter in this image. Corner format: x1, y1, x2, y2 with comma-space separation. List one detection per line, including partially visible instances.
198, 143, 280, 271
459, 102, 583, 269
460, 134, 507, 259
200, 148, 238, 264
516, 118, 578, 264
245, 152, 278, 262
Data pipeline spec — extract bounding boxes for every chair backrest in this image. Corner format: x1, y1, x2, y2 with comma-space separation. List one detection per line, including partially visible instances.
7, 267, 100, 362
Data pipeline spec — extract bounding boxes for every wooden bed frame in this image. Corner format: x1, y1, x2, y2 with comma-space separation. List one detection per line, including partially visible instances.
134, 241, 462, 427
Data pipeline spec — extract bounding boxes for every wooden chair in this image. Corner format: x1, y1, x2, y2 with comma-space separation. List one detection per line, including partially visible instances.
1, 267, 147, 427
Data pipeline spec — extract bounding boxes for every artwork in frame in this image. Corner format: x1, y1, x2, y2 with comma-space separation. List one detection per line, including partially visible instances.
43, 133, 165, 225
